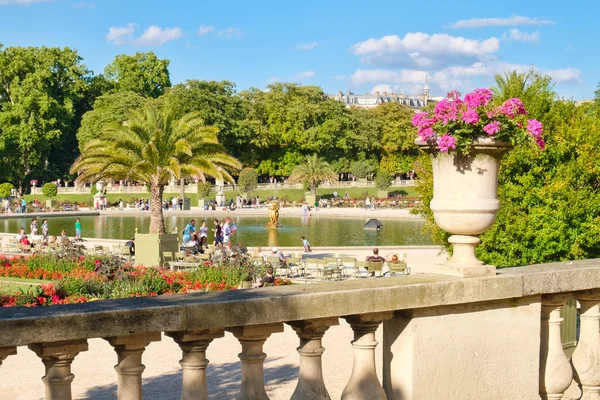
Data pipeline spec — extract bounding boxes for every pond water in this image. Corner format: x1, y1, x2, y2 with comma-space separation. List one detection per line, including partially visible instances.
0, 214, 432, 247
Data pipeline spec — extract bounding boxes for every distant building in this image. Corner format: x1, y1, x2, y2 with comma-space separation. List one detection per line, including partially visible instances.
327, 78, 433, 110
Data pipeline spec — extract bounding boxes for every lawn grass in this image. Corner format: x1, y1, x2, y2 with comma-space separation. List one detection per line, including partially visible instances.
0, 277, 53, 293
24, 186, 421, 205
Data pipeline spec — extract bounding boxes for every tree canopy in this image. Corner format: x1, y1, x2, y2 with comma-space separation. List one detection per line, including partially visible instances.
104, 52, 170, 99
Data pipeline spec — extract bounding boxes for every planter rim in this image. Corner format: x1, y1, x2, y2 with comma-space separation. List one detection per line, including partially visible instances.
415, 136, 513, 153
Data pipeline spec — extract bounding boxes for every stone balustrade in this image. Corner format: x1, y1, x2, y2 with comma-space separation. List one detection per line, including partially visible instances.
1, 260, 600, 399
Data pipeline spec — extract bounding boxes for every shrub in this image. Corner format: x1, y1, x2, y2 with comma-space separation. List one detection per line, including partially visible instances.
197, 182, 212, 199
0, 182, 14, 198
42, 182, 58, 198
375, 170, 392, 191
237, 168, 258, 195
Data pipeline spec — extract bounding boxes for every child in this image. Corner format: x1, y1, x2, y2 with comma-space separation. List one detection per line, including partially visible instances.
301, 236, 311, 252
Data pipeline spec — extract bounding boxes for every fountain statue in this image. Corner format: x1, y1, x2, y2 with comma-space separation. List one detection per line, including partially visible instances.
265, 201, 283, 228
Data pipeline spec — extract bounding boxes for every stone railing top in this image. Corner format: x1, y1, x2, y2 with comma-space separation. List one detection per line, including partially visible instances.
0, 259, 599, 347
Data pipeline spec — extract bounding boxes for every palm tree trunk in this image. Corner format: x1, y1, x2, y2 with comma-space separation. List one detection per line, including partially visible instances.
179, 177, 185, 205
311, 182, 317, 195
149, 184, 166, 234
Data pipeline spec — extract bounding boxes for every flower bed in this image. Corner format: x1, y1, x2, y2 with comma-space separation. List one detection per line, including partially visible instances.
0, 254, 291, 308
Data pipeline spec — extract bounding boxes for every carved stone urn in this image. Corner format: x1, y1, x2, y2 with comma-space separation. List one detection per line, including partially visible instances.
415, 136, 512, 277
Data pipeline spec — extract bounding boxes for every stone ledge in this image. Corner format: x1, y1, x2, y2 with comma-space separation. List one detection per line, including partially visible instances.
0, 260, 599, 347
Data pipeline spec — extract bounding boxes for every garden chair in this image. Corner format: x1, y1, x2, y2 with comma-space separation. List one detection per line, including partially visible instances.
340, 257, 357, 279
355, 261, 370, 278
267, 256, 288, 278
367, 261, 385, 277
322, 258, 342, 281
287, 257, 304, 278
175, 252, 186, 261
387, 253, 410, 276
304, 258, 323, 281
94, 245, 105, 255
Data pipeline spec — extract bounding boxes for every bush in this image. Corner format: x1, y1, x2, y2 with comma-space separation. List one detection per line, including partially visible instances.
351, 160, 377, 179
375, 170, 392, 190
42, 182, 58, 198
237, 168, 258, 195
90, 185, 98, 196
197, 182, 212, 199
0, 182, 14, 198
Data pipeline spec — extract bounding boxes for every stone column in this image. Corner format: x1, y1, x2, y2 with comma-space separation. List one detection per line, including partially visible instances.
0, 346, 17, 367
166, 329, 224, 400
540, 295, 573, 400
29, 340, 88, 400
106, 332, 161, 400
342, 312, 393, 400
572, 291, 600, 400
227, 323, 284, 400
287, 318, 339, 400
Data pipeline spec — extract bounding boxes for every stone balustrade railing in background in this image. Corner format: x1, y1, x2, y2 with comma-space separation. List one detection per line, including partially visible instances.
30, 179, 417, 196
1, 260, 600, 399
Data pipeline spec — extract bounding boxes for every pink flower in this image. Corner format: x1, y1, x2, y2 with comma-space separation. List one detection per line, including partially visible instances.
437, 134, 457, 152
434, 99, 460, 124
483, 121, 501, 135
526, 119, 543, 138
418, 127, 435, 141
462, 108, 480, 125
498, 98, 527, 119
535, 137, 546, 150
411, 112, 435, 129
464, 88, 493, 108
445, 90, 462, 101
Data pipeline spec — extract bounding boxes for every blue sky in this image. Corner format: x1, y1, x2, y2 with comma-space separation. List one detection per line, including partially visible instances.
1, 0, 598, 99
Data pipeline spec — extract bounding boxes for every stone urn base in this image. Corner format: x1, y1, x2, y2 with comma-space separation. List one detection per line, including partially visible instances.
432, 235, 496, 277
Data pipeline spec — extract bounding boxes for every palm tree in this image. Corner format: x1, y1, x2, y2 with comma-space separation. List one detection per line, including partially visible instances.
71, 104, 241, 233
288, 154, 337, 195
491, 70, 530, 100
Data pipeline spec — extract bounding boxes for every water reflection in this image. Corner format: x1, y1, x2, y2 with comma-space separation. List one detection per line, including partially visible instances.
0, 214, 432, 247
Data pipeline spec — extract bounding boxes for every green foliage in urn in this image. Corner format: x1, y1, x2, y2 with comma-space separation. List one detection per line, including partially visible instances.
0, 183, 14, 197
42, 182, 58, 198
237, 168, 258, 195
375, 170, 393, 191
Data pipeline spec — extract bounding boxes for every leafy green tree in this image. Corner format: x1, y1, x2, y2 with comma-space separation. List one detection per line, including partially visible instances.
351, 159, 377, 179
237, 168, 258, 196
373, 102, 419, 174
0, 45, 93, 187
77, 91, 147, 151
288, 154, 337, 195
595, 82, 600, 107
0, 182, 14, 197
163, 80, 247, 158
71, 105, 241, 233
104, 52, 170, 98
375, 170, 393, 191
42, 182, 58, 198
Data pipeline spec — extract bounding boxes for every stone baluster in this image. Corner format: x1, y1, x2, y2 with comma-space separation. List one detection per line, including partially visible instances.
0, 346, 17, 367
166, 329, 224, 400
227, 323, 284, 400
106, 332, 161, 400
540, 295, 573, 400
287, 318, 339, 400
342, 312, 393, 400
572, 291, 600, 399
29, 340, 88, 400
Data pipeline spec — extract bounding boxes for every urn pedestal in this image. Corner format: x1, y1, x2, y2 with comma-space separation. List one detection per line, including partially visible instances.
416, 137, 512, 277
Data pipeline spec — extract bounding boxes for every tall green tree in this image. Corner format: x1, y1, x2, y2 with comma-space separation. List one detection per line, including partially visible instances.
373, 102, 418, 174
71, 104, 241, 233
0, 45, 93, 187
104, 52, 170, 98
77, 91, 147, 151
288, 154, 337, 195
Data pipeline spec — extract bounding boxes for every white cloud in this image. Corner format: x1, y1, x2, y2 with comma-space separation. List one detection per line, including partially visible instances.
449, 15, 555, 29
352, 33, 499, 69
371, 84, 395, 94
106, 24, 182, 46
295, 71, 315, 79
502, 29, 540, 43
197, 25, 214, 36
218, 27, 243, 39
134, 25, 182, 46
351, 61, 581, 93
106, 23, 136, 45
296, 42, 317, 50
0, 0, 53, 4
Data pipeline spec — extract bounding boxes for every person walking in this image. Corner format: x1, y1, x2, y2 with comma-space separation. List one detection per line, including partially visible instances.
212, 219, 222, 246
30, 218, 38, 237
301, 236, 311, 252
75, 218, 82, 240
41, 219, 49, 244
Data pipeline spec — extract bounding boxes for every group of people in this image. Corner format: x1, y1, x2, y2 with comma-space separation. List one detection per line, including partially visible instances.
164, 197, 184, 211
14, 217, 82, 248
181, 218, 238, 254
3, 198, 28, 214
